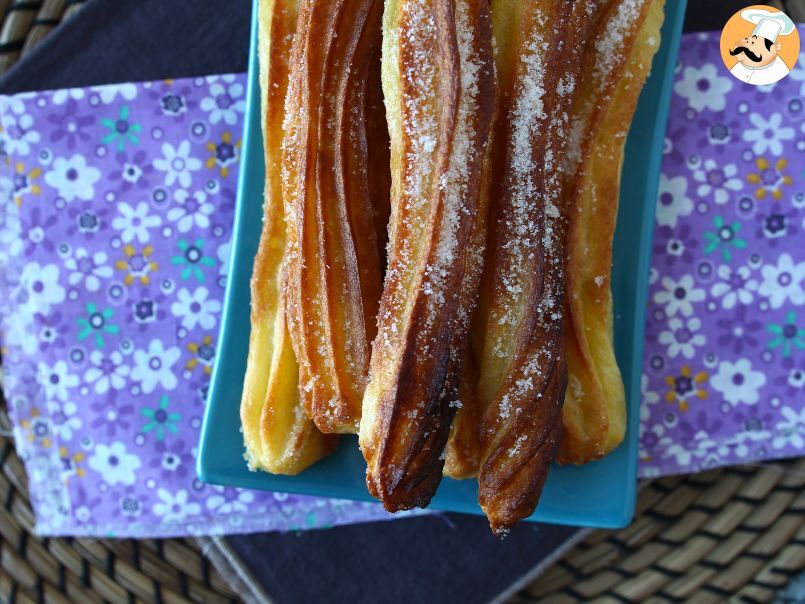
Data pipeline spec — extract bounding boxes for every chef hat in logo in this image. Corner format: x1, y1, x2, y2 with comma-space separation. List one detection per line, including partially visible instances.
741, 8, 796, 43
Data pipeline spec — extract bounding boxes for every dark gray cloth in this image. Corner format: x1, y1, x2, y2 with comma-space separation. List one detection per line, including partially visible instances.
224, 514, 582, 604
5, 0, 782, 97
0, 0, 251, 93
683, 0, 802, 31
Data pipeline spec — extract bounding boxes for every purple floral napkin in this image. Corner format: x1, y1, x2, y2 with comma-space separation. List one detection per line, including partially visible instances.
638, 31, 805, 477
0, 30, 803, 538
0, 76, 395, 537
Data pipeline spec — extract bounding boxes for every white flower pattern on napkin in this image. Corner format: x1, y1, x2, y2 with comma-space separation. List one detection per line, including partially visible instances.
44, 154, 101, 202
153, 141, 201, 188
131, 339, 180, 393
88, 442, 141, 486
710, 359, 767, 406
673, 64, 733, 111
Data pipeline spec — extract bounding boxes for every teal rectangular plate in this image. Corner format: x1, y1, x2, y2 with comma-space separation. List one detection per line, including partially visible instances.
198, 0, 688, 529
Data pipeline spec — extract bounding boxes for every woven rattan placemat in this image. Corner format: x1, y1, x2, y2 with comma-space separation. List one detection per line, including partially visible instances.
0, 0, 85, 75
0, 403, 240, 603
517, 460, 805, 603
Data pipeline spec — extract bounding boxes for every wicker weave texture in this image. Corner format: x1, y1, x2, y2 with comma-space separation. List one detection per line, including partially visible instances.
0, 0, 84, 75
0, 407, 240, 604
519, 459, 805, 602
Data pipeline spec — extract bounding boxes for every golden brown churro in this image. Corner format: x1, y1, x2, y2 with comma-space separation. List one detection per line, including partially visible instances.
443, 351, 482, 479
239, 0, 665, 534
443, 122, 497, 481
560, 0, 664, 464
282, 0, 389, 434
474, 0, 597, 535
359, 0, 496, 511
240, 0, 337, 475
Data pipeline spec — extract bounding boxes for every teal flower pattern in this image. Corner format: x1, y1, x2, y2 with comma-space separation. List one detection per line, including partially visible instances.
704, 216, 747, 262
101, 105, 141, 151
140, 395, 181, 441
170, 238, 215, 282
76, 303, 119, 348
767, 311, 805, 358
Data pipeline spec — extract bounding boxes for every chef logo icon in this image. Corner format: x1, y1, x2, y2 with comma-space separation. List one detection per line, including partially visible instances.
720, 5, 799, 86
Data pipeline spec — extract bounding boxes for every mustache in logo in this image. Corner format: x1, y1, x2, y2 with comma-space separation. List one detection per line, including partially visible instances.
730, 46, 763, 63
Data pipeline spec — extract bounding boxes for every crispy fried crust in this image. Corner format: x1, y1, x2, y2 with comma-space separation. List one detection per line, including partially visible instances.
475, 0, 598, 536
443, 350, 482, 479
560, 0, 664, 464
240, 0, 337, 475
359, 0, 496, 511
443, 128, 496, 481
282, 0, 388, 434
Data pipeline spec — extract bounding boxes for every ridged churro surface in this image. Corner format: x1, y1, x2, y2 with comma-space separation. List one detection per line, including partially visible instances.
443, 351, 482, 479
282, 0, 389, 434
560, 0, 664, 464
240, 0, 337, 475
359, 0, 495, 511
474, 0, 597, 535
